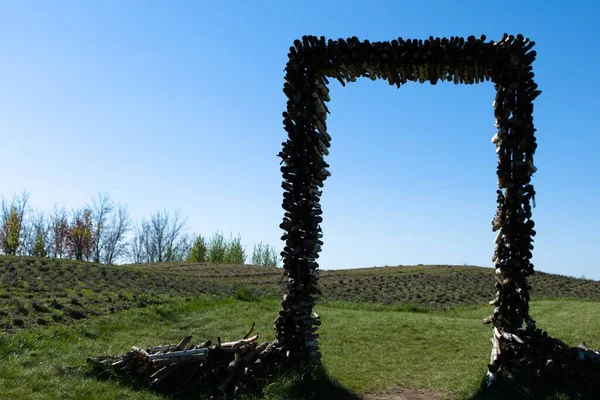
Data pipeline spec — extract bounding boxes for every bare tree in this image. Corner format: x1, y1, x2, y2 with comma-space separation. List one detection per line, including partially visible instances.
24, 210, 49, 257
102, 204, 130, 265
149, 211, 170, 262
0, 191, 30, 255
129, 219, 149, 263
160, 211, 188, 262
167, 232, 192, 262
90, 192, 113, 264
129, 210, 187, 263
49, 204, 69, 258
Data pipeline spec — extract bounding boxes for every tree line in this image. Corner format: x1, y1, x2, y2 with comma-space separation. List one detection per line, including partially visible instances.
0, 191, 279, 267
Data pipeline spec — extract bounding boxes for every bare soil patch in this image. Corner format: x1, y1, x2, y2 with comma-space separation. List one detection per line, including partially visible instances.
361, 387, 451, 400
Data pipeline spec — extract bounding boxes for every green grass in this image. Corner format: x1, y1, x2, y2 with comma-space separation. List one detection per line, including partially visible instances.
1, 295, 599, 399
322, 299, 600, 398
0, 297, 276, 400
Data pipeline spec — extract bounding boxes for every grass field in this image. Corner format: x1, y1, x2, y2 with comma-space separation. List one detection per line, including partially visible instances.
1, 256, 599, 399
3, 256, 600, 332
1, 296, 599, 399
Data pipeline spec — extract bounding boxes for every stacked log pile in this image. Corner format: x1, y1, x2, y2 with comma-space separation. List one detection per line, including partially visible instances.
87, 327, 286, 399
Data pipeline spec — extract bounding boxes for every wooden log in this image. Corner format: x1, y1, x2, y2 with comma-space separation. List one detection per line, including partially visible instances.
148, 348, 209, 364
398, 65, 407, 83
220, 334, 259, 349
487, 330, 501, 387
315, 142, 329, 156
229, 342, 270, 371
149, 365, 178, 385
175, 336, 192, 351
196, 340, 212, 349
258, 343, 276, 359
218, 369, 238, 392
131, 346, 150, 358
147, 344, 176, 353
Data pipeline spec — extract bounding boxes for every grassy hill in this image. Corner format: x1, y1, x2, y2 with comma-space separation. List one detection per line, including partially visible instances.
2, 255, 600, 332
134, 260, 600, 308
0, 256, 238, 332
1, 255, 600, 399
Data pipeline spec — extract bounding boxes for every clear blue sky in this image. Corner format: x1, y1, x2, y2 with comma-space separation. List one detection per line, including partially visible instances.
1, 1, 599, 278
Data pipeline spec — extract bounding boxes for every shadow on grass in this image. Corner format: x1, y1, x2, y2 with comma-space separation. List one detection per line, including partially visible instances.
251, 365, 360, 400
464, 372, 598, 400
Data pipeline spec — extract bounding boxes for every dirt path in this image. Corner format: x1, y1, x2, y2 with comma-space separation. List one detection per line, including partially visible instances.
361, 387, 451, 400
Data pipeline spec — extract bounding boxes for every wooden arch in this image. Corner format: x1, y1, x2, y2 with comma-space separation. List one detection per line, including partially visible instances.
276, 34, 540, 379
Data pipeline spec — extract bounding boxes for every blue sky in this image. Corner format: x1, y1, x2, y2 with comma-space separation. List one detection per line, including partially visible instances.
1, 1, 599, 278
